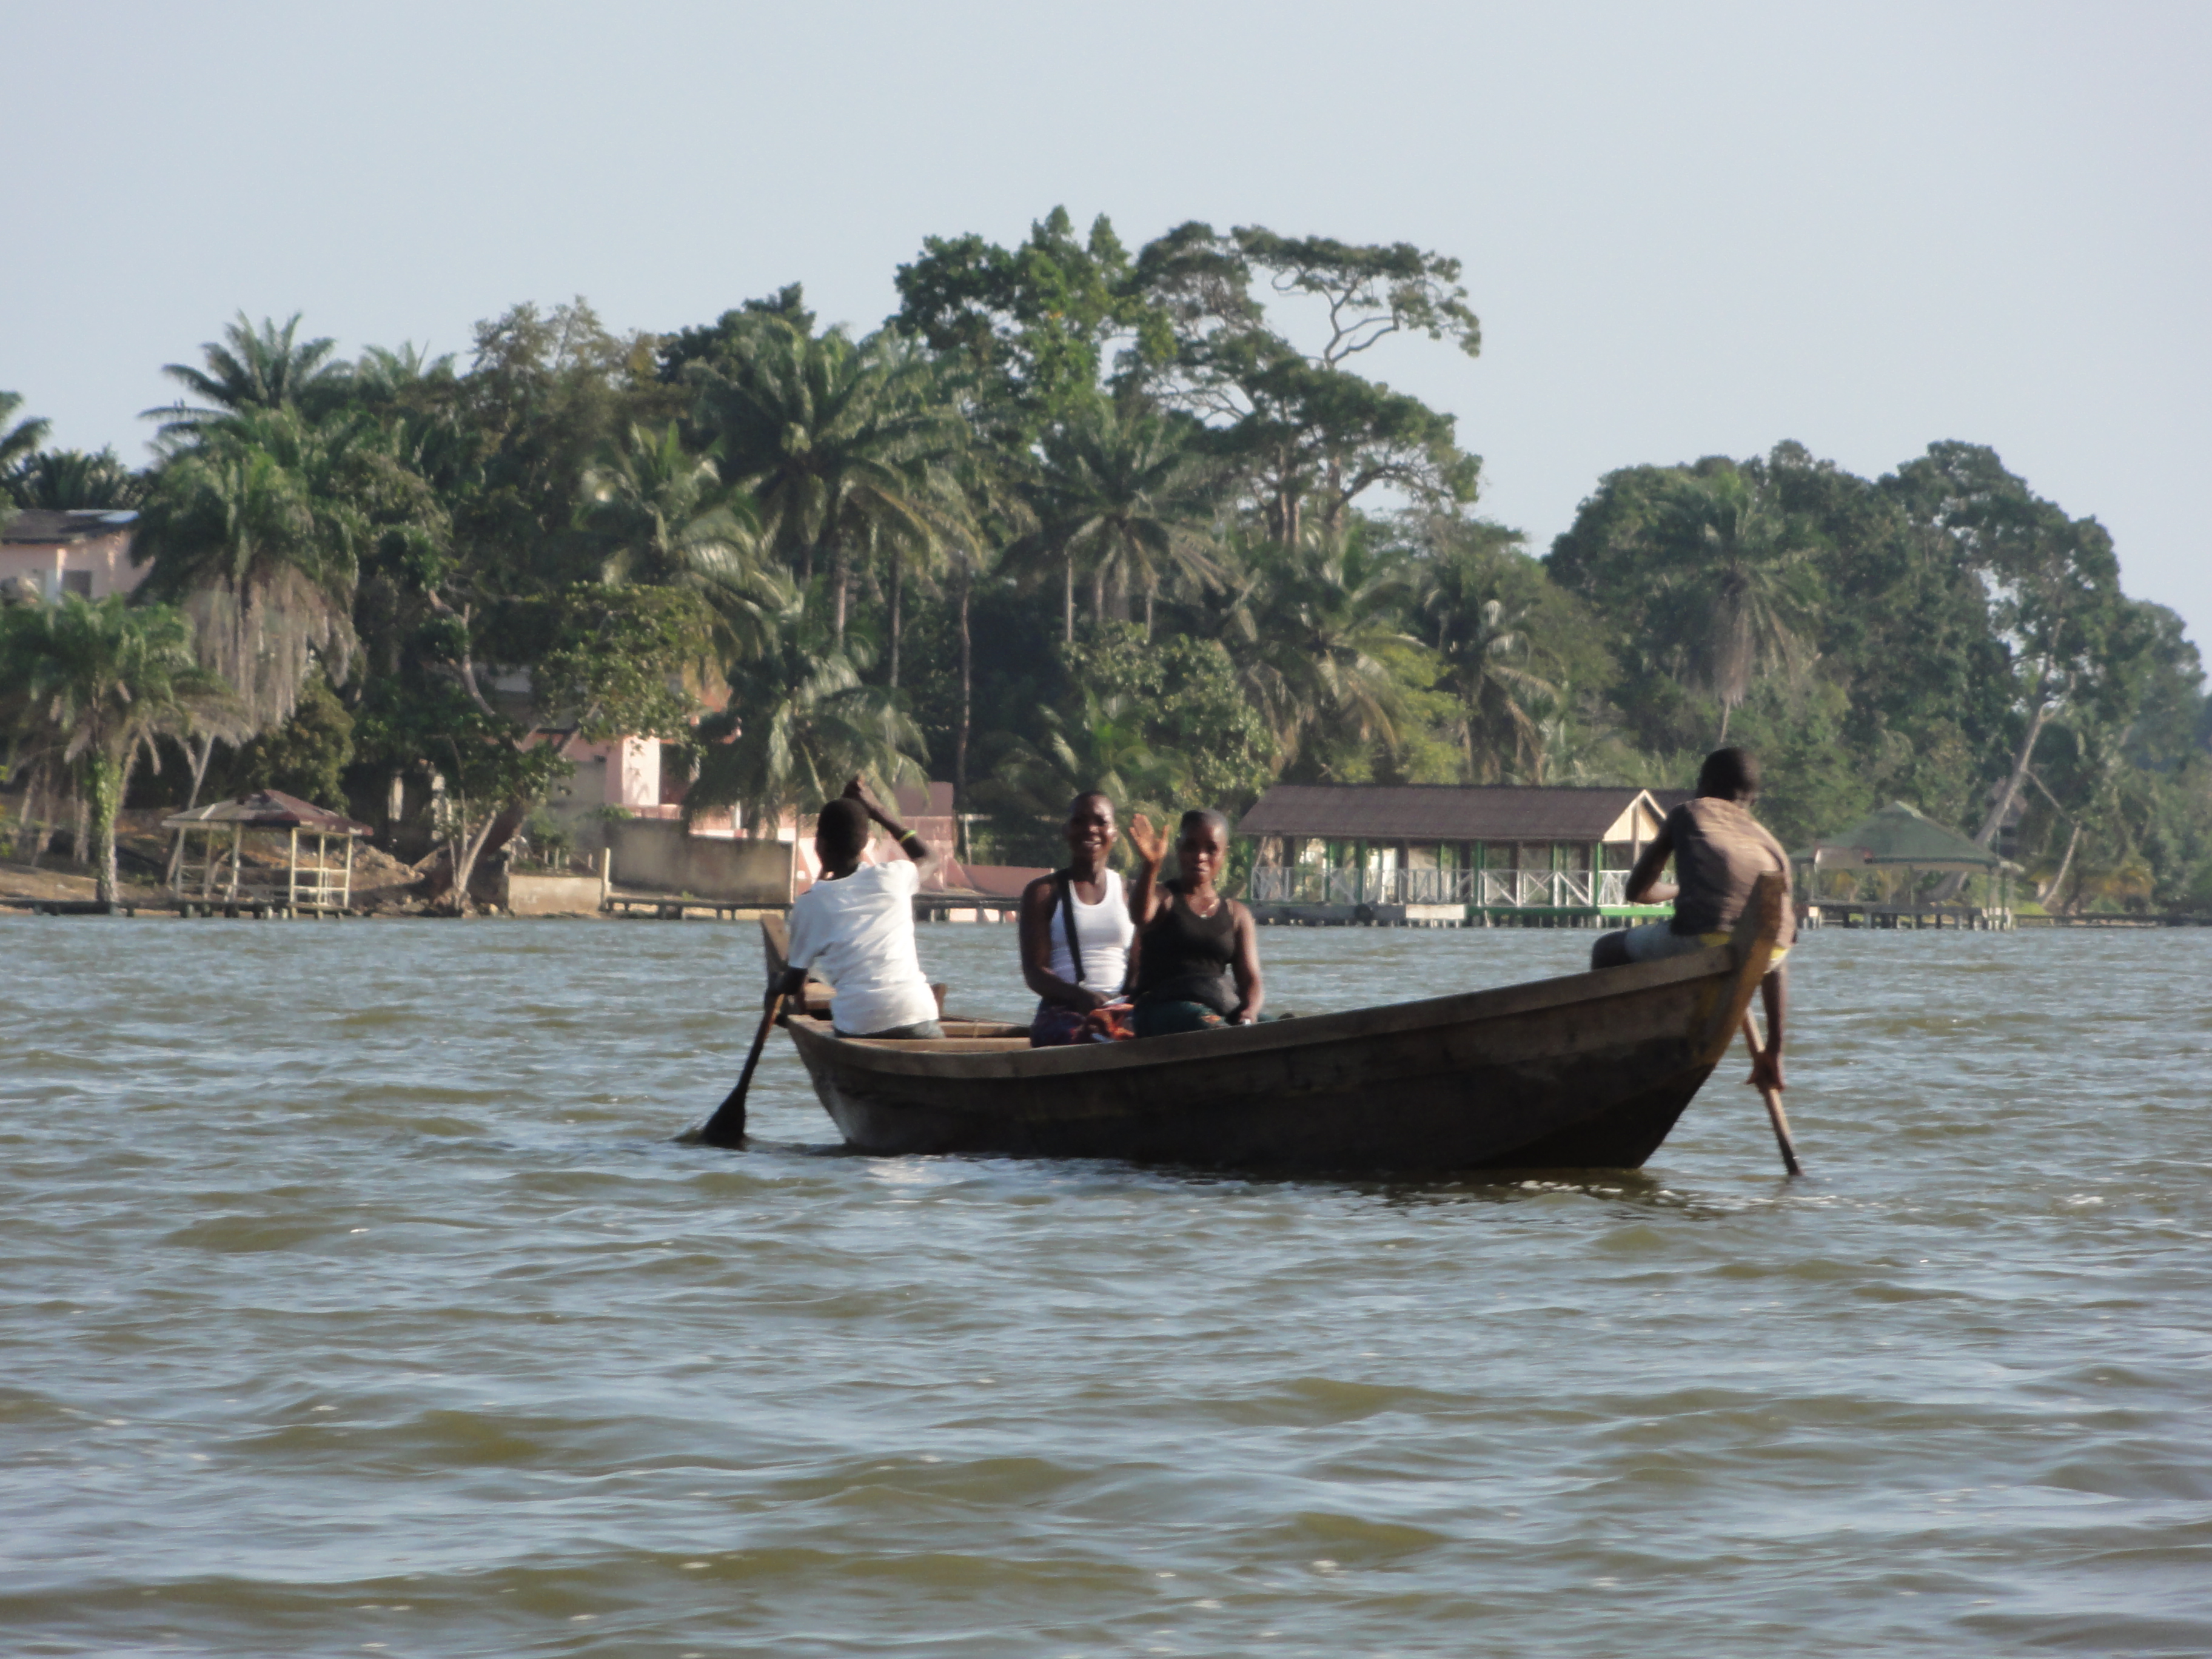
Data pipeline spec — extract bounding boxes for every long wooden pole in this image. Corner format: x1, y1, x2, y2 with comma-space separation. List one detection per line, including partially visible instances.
1741, 1013, 1802, 1176
700, 993, 783, 1148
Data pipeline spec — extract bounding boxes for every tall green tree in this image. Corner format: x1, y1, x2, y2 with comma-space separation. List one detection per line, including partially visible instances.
1134, 224, 1483, 544
132, 407, 365, 733
682, 598, 925, 837
1885, 442, 2129, 849
1215, 535, 1418, 775
355, 582, 711, 908
143, 312, 349, 440
0, 596, 236, 902
892, 207, 1172, 439
1647, 465, 1818, 743
1013, 399, 1224, 642
7, 448, 145, 511
580, 420, 782, 665
0, 392, 52, 497
1549, 454, 1822, 751
690, 321, 961, 643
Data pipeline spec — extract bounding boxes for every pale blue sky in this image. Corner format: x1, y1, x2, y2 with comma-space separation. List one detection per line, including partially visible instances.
7, 1, 2207, 647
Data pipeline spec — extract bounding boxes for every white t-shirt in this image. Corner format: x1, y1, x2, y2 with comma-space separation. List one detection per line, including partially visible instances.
784, 859, 937, 1036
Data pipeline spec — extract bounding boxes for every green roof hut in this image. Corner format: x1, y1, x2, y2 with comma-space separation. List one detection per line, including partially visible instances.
1794, 801, 2017, 930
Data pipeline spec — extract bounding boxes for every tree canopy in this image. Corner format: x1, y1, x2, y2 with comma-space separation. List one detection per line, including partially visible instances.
1, 209, 2204, 915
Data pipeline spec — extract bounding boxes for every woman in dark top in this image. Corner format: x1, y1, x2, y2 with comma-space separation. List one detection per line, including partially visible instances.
1124, 808, 1264, 1037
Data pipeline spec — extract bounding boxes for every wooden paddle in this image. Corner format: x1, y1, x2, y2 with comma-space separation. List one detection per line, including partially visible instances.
1741, 1013, 1803, 1176
699, 991, 783, 1148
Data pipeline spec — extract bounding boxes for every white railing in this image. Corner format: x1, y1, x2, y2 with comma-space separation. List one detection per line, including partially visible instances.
1248, 867, 1633, 908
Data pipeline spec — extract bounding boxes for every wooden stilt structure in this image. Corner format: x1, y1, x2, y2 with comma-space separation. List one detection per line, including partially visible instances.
163, 790, 372, 916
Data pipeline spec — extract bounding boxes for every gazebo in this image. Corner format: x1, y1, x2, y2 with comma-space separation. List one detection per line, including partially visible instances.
1795, 801, 2018, 930
163, 790, 371, 915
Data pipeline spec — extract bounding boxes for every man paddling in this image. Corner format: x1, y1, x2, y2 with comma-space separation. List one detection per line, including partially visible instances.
1592, 747, 1793, 1094
769, 779, 942, 1039
1017, 791, 1137, 1046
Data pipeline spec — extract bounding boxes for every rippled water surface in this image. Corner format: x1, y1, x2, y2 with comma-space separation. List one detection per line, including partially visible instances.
4, 917, 2210, 1657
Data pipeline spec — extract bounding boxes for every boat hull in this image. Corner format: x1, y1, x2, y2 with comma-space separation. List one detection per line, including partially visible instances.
788, 957, 1746, 1173
765, 874, 1785, 1174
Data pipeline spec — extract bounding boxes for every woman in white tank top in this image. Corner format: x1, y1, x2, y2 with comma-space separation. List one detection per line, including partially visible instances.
1018, 793, 1138, 1045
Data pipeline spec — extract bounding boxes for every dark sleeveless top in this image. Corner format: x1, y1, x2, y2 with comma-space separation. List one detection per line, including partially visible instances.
1133, 881, 1238, 1014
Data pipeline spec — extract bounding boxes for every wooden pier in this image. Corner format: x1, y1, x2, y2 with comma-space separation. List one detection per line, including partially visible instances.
1800, 902, 2012, 931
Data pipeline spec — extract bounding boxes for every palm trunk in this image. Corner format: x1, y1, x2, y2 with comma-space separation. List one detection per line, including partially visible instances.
1062, 551, 1075, 646
833, 539, 850, 645
1716, 702, 1732, 745
2039, 820, 2082, 909
1144, 588, 1155, 639
1939, 674, 2059, 903
955, 569, 973, 833
87, 750, 123, 907
1974, 693, 2056, 848
183, 732, 216, 811
21, 774, 43, 866
888, 549, 902, 689
447, 799, 529, 915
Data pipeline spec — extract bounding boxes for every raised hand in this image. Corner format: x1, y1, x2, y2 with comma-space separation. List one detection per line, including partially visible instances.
1127, 812, 1167, 867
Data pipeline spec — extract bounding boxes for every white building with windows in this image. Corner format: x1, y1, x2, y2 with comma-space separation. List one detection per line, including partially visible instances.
1239, 782, 1690, 925
0, 509, 144, 602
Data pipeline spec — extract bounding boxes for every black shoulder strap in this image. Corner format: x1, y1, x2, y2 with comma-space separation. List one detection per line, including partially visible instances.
1056, 870, 1085, 985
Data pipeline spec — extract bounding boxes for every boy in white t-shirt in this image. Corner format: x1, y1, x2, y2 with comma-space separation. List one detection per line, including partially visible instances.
774, 779, 943, 1039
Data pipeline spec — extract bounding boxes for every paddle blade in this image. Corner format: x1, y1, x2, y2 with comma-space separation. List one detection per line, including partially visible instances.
699, 996, 782, 1148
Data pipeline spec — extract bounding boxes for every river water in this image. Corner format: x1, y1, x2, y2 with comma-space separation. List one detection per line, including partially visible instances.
2, 917, 2208, 1657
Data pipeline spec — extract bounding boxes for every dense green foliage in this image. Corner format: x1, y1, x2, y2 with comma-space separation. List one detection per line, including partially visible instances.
0, 595, 234, 900
3, 209, 2207, 911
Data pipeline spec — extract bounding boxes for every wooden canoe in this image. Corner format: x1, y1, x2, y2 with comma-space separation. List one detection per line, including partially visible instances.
756, 874, 1787, 1173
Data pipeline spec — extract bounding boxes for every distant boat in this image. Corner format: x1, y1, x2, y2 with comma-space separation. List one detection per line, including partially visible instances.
756, 877, 1786, 1173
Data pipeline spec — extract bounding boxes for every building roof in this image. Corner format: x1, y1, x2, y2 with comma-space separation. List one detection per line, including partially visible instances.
1236, 783, 1666, 842
1, 509, 139, 545
163, 789, 370, 835
1797, 801, 2010, 870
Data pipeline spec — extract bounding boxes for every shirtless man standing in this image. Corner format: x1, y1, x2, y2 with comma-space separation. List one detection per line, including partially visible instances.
1591, 748, 1793, 1094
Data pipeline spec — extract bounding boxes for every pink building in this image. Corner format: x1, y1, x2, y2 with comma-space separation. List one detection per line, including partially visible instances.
0, 510, 144, 602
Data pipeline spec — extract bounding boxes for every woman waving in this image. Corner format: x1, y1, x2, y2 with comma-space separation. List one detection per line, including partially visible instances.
1124, 808, 1264, 1037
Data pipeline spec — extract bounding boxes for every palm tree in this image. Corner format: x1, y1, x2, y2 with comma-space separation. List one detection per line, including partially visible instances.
142, 312, 347, 440
937, 447, 1034, 814
986, 691, 1189, 825
8, 448, 145, 511
683, 598, 926, 837
0, 596, 237, 903
691, 322, 962, 645
1013, 401, 1225, 643
1646, 469, 1814, 743
1216, 536, 1415, 771
581, 421, 782, 666
2, 391, 51, 509
132, 407, 363, 733
1439, 598, 1553, 782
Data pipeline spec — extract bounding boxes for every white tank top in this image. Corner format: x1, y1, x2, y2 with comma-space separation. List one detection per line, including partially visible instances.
1047, 869, 1135, 991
